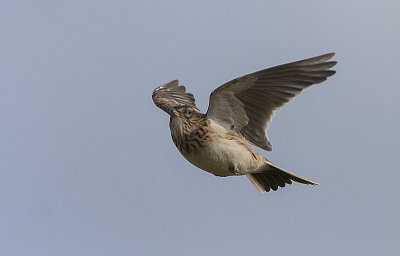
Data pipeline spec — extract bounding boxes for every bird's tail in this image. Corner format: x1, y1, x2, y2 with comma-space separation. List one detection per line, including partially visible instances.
246, 162, 319, 193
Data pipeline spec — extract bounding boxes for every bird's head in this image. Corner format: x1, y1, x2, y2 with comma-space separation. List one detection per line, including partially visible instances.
171, 106, 195, 119
169, 105, 204, 130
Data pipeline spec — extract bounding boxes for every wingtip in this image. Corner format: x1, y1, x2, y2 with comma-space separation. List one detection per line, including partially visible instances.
319, 52, 335, 60
326, 69, 337, 77
317, 52, 336, 62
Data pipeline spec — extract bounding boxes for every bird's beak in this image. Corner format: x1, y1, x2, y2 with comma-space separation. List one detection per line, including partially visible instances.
172, 109, 181, 118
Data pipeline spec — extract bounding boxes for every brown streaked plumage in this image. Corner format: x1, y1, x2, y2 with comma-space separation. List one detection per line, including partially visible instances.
152, 53, 337, 193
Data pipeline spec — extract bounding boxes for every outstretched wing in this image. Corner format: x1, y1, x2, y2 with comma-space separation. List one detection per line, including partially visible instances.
206, 53, 337, 151
152, 80, 198, 114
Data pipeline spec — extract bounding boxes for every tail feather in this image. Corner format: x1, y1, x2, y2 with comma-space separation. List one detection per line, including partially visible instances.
247, 162, 318, 193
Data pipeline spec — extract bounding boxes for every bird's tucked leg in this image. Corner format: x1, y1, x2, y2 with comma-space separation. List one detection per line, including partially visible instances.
229, 165, 240, 175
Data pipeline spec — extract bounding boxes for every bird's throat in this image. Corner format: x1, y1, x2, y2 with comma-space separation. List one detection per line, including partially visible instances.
170, 116, 210, 155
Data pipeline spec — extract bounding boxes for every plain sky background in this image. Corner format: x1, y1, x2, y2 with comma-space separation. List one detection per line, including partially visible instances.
1, 1, 399, 255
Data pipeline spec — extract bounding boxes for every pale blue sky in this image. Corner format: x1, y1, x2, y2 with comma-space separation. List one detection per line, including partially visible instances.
1, 1, 399, 255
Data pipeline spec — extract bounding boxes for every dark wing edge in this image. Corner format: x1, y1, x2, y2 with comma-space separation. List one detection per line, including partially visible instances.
206, 53, 337, 151
152, 80, 198, 114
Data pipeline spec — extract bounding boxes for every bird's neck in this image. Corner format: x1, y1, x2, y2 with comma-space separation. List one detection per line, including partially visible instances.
169, 115, 209, 154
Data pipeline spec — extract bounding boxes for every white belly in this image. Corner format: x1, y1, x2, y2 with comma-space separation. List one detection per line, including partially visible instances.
181, 122, 262, 177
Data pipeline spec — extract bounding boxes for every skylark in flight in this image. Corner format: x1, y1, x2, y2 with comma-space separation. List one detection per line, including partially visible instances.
152, 53, 337, 193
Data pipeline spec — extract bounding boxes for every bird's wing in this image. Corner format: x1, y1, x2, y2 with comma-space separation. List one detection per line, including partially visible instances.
206, 53, 337, 151
152, 80, 198, 114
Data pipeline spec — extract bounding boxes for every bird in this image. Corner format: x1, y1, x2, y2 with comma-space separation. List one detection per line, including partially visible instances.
152, 53, 337, 193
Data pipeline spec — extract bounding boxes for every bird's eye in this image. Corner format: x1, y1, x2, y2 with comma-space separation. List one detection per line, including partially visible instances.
186, 109, 193, 117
